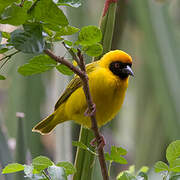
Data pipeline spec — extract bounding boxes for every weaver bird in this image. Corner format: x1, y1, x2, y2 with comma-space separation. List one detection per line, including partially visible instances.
32, 50, 134, 135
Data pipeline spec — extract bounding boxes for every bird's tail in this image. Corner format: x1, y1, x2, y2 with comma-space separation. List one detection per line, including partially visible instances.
32, 113, 58, 135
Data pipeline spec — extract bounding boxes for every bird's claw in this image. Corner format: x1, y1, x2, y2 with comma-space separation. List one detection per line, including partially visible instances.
90, 135, 106, 150
84, 103, 96, 117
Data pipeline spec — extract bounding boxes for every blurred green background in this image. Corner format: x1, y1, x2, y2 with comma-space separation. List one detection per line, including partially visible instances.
0, 0, 180, 179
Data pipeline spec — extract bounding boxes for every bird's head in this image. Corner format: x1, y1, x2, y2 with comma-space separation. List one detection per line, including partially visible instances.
99, 50, 134, 79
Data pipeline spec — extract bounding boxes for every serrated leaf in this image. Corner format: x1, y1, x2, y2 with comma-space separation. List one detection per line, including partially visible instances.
32, 156, 53, 172
154, 161, 169, 173
10, 23, 45, 53
0, 3, 27, 25
30, 0, 68, 26
117, 172, 136, 180
2, 163, 24, 174
18, 54, 57, 76
166, 140, 180, 164
48, 165, 67, 180
83, 43, 103, 57
105, 146, 127, 164
78, 25, 102, 46
56, 64, 74, 76
56, 162, 76, 176
170, 158, 180, 172
56, 25, 79, 36
57, 0, 82, 7
0, 75, 6, 80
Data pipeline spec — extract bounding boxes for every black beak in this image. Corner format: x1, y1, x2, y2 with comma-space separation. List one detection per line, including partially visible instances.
122, 65, 134, 77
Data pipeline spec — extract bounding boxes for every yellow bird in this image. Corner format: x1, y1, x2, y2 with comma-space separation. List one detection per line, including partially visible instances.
32, 50, 134, 135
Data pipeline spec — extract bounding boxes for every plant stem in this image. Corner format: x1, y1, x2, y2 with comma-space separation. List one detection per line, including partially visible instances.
0, 50, 20, 70
42, 170, 50, 180
44, 49, 109, 180
108, 161, 112, 177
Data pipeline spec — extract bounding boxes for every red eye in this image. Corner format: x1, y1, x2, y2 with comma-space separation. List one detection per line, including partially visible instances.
114, 63, 119, 68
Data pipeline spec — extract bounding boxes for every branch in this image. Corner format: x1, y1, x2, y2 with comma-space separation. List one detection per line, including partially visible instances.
44, 49, 109, 180
77, 49, 109, 180
62, 42, 81, 67
0, 50, 20, 70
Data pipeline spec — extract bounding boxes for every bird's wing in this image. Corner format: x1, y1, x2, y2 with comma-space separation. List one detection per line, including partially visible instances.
54, 61, 98, 110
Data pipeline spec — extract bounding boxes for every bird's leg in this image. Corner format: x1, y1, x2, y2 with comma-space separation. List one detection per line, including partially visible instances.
84, 103, 96, 117
90, 135, 106, 150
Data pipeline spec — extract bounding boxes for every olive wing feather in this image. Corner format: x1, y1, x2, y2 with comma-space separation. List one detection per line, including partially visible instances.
54, 62, 98, 110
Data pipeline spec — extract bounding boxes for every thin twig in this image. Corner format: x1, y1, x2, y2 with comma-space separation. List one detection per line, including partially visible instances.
0, 50, 19, 62
62, 42, 81, 67
44, 49, 83, 77
42, 170, 50, 180
44, 49, 109, 180
0, 50, 20, 70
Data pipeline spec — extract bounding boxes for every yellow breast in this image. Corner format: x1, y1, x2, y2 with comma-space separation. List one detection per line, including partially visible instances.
65, 66, 129, 128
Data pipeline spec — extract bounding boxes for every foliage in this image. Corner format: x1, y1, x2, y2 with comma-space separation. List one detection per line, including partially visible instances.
117, 140, 180, 180
2, 140, 180, 179
0, 0, 103, 80
2, 156, 76, 180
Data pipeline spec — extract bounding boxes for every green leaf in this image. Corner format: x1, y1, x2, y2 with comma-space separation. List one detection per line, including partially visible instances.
0, 43, 13, 53
64, 40, 73, 47
0, 3, 27, 26
48, 165, 67, 180
0, 0, 18, 14
2, 163, 24, 174
56, 64, 74, 76
72, 141, 97, 155
82, 43, 103, 57
10, 23, 45, 53
32, 156, 53, 172
1, 31, 10, 39
56, 25, 79, 36
137, 172, 148, 180
166, 140, 180, 164
57, 0, 82, 8
30, 0, 68, 26
56, 162, 76, 176
18, 54, 57, 76
78, 25, 102, 46
105, 146, 127, 164
117, 172, 136, 180
170, 158, 180, 172
0, 75, 6, 80
138, 166, 149, 174
154, 161, 169, 173
24, 165, 45, 179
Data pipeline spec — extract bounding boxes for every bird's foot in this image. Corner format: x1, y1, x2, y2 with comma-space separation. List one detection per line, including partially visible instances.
84, 103, 96, 117
90, 135, 106, 150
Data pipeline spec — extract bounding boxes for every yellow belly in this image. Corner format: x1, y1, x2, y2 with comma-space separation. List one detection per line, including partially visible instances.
65, 68, 129, 128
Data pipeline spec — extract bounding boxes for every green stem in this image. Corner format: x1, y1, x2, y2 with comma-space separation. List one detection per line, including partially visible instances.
42, 170, 50, 180
0, 50, 19, 70
108, 161, 112, 177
